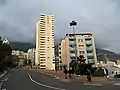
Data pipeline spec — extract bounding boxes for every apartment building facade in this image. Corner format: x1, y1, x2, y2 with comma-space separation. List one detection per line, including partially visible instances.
59, 33, 97, 66
35, 14, 55, 70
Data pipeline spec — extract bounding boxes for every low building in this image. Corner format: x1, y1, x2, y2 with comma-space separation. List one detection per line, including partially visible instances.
12, 50, 27, 66
59, 33, 97, 66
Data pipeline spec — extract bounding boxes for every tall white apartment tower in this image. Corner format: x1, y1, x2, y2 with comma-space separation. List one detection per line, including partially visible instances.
35, 14, 55, 70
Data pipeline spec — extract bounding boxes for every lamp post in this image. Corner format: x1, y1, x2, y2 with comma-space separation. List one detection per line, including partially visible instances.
69, 21, 77, 61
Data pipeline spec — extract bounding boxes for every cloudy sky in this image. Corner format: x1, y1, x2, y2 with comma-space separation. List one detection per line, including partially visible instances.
0, 0, 120, 53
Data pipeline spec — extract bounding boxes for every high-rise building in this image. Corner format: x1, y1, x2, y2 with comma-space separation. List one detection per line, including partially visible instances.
59, 33, 97, 66
35, 14, 55, 70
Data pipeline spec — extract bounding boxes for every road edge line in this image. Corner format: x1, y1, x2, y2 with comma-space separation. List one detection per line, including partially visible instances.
26, 73, 66, 90
83, 83, 102, 86
113, 83, 120, 86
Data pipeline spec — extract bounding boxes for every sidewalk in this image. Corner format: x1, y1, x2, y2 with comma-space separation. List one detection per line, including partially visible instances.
29, 68, 108, 83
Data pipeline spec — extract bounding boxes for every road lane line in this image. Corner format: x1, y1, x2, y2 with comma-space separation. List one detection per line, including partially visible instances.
0, 79, 6, 90
26, 73, 66, 90
114, 83, 120, 86
0, 71, 7, 78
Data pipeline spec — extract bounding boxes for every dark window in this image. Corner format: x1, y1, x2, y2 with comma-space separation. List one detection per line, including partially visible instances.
41, 65, 46, 67
40, 57, 45, 58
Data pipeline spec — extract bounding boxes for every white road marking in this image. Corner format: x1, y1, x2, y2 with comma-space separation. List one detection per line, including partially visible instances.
114, 83, 120, 86
26, 73, 66, 90
0, 80, 5, 86
0, 79, 5, 90
0, 71, 7, 78
5, 78, 9, 81
55, 77, 59, 79
0, 77, 9, 89
83, 83, 102, 86
61, 79, 70, 83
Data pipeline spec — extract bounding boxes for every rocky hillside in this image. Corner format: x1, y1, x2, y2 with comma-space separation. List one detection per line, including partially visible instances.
9, 42, 35, 52
9, 42, 120, 61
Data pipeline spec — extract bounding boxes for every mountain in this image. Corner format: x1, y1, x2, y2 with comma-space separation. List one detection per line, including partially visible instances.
96, 48, 115, 54
96, 48, 120, 61
9, 42, 35, 52
9, 42, 120, 61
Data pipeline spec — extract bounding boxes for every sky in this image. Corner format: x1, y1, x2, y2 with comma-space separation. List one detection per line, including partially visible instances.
0, 0, 120, 53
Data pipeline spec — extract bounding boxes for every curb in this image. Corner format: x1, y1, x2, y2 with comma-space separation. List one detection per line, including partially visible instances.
0, 71, 7, 78
30, 69, 109, 84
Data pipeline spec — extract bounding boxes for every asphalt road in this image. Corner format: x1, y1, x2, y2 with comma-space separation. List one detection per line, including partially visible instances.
1, 69, 120, 90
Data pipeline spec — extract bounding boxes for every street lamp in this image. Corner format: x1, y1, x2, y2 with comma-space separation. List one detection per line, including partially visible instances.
69, 21, 77, 61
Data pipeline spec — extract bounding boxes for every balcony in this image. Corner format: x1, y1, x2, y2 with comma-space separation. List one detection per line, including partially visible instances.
85, 37, 91, 40
69, 47, 75, 51
88, 59, 95, 64
86, 48, 93, 53
69, 41, 75, 47
70, 53, 76, 58
87, 53, 94, 59
85, 41, 92, 46
69, 37, 75, 41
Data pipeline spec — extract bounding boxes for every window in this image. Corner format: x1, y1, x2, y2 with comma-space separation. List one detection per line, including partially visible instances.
40, 32, 45, 34
79, 51, 82, 54
40, 57, 45, 58
41, 41, 45, 43
40, 39, 45, 40
78, 39, 83, 42
79, 45, 84, 47
41, 59, 45, 61
40, 54, 45, 55
40, 49, 45, 50
41, 65, 46, 67
40, 46, 45, 48
40, 62, 45, 64
82, 51, 84, 54
40, 51, 45, 53
40, 44, 45, 45
41, 37, 45, 38
79, 51, 84, 54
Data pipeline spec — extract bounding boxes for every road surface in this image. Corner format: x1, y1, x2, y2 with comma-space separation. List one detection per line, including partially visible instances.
1, 69, 120, 90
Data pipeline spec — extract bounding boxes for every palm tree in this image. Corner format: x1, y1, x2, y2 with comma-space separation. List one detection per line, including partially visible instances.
78, 55, 86, 64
